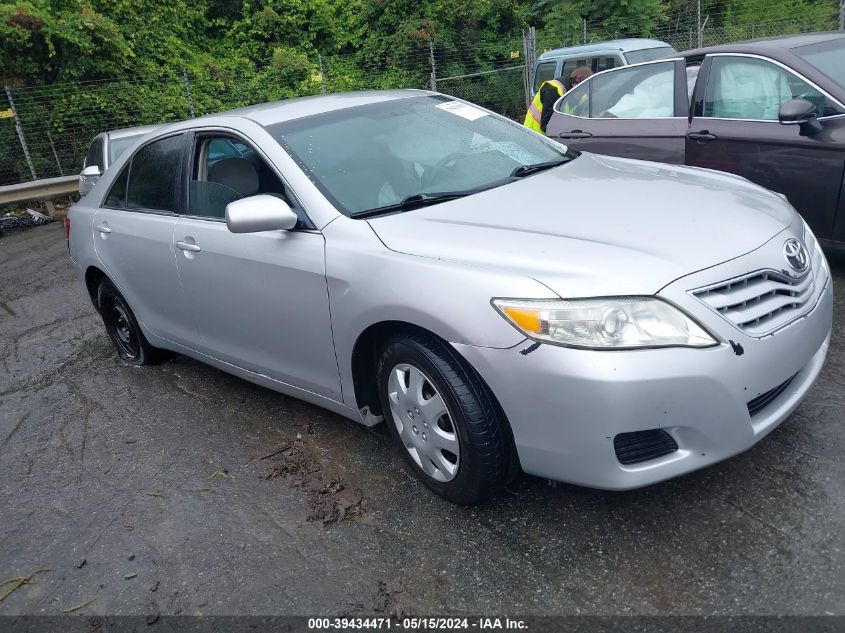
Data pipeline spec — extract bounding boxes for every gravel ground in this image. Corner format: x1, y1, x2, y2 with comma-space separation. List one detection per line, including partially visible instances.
0, 222, 843, 618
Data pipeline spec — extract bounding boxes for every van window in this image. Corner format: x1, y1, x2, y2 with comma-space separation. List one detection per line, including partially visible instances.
561, 58, 592, 85
596, 56, 619, 72
533, 61, 557, 92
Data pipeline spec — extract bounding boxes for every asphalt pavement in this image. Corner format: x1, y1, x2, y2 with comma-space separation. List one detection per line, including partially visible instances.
1, 222, 843, 617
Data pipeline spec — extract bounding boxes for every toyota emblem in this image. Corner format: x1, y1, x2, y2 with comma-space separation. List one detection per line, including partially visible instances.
783, 238, 809, 273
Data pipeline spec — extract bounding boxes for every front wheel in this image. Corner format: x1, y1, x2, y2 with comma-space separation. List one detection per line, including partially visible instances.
376, 333, 512, 504
97, 279, 169, 366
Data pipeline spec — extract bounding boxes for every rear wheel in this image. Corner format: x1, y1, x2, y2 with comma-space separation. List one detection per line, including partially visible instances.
376, 333, 511, 504
97, 279, 169, 366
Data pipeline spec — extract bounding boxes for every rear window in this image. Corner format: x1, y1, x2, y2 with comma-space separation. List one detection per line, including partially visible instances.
84, 138, 104, 171
624, 46, 677, 65
108, 135, 143, 164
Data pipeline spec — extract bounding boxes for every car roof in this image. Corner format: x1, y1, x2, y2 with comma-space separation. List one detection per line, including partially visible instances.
107, 123, 161, 140
680, 31, 845, 59
184, 89, 431, 127
538, 39, 673, 61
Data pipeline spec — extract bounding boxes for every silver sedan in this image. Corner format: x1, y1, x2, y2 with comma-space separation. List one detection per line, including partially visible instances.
67, 90, 832, 503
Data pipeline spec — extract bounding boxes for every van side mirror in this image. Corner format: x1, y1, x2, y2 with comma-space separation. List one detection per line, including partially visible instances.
225, 194, 298, 233
81, 165, 102, 177
778, 98, 822, 135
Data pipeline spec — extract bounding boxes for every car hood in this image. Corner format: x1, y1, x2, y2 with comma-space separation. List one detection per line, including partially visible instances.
367, 152, 796, 296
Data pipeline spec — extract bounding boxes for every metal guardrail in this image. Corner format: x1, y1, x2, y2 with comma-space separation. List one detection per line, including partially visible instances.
0, 175, 78, 207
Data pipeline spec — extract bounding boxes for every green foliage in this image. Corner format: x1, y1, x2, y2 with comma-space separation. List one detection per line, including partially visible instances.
0, 0, 840, 186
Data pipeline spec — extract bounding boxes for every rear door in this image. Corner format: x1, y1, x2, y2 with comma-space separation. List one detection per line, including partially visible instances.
685, 53, 845, 240
172, 129, 341, 399
546, 59, 690, 164
92, 133, 196, 344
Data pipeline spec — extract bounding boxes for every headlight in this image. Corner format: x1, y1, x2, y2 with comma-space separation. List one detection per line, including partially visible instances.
493, 297, 717, 350
802, 218, 821, 255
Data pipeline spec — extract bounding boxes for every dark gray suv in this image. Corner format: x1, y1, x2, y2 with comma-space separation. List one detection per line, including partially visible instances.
547, 32, 845, 246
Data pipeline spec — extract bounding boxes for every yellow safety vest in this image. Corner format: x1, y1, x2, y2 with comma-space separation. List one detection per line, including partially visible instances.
524, 79, 565, 134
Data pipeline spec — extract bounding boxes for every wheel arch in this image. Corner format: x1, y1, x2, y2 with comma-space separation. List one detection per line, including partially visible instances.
350, 319, 520, 474
84, 265, 109, 312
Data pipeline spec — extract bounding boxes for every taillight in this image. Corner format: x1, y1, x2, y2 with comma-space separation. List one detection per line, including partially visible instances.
64, 215, 71, 241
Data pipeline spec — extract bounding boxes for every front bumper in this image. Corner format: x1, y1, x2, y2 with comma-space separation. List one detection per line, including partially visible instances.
453, 261, 832, 490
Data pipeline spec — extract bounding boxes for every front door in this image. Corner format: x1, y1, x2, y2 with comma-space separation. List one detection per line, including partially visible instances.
92, 133, 196, 345
173, 132, 341, 400
546, 59, 689, 164
685, 54, 845, 240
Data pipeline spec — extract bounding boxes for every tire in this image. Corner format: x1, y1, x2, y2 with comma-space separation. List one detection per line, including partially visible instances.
97, 279, 169, 366
376, 332, 512, 504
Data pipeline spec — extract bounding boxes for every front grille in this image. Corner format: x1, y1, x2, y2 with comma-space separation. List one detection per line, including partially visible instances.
614, 429, 678, 465
693, 269, 814, 336
747, 374, 797, 417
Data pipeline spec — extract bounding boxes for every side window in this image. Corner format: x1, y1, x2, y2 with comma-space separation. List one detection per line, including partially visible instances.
561, 58, 591, 85
103, 165, 128, 208
188, 135, 290, 219
703, 56, 826, 120
84, 138, 105, 171
558, 82, 590, 117
126, 134, 184, 212
596, 56, 618, 72
589, 61, 676, 118
533, 61, 557, 93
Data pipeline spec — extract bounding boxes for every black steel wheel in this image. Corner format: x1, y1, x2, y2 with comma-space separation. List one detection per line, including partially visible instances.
97, 279, 169, 366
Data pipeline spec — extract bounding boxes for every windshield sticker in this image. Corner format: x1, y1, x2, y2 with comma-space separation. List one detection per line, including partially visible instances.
436, 101, 489, 120
493, 142, 539, 164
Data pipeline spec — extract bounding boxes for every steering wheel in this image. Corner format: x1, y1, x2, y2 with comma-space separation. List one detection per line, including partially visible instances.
423, 153, 465, 188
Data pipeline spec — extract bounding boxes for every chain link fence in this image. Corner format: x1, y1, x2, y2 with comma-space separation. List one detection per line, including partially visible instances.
1, 1, 842, 190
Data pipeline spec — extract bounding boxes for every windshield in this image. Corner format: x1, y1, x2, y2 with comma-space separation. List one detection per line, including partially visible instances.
793, 38, 845, 91
267, 95, 572, 217
108, 134, 144, 164
624, 46, 677, 65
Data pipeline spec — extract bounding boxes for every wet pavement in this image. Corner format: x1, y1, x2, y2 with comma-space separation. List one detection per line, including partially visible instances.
0, 222, 843, 617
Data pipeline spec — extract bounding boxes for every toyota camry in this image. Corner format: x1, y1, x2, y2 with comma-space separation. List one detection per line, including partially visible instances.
67, 91, 832, 503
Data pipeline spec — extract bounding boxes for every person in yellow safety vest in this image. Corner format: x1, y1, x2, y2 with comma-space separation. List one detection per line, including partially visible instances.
524, 66, 594, 134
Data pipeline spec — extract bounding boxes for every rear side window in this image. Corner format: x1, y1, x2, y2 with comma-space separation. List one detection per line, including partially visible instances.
596, 56, 619, 72
104, 166, 128, 208
561, 58, 592, 85
84, 138, 105, 171
126, 134, 184, 212
589, 61, 676, 118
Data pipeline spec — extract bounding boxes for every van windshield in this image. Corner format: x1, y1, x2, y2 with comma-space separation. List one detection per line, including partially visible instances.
624, 46, 677, 64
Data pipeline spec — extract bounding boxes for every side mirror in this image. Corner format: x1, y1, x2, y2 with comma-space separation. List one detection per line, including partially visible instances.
778, 98, 822, 135
225, 194, 298, 233
81, 165, 102, 177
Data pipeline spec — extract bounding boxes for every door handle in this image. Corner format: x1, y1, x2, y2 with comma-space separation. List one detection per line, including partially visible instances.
556, 131, 593, 139
176, 241, 201, 252
687, 131, 717, 141
95, 224, 111, 234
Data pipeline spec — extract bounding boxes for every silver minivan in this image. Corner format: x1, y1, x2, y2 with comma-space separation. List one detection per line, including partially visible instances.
79, 124, 159, 197
531, 38, 677, 95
